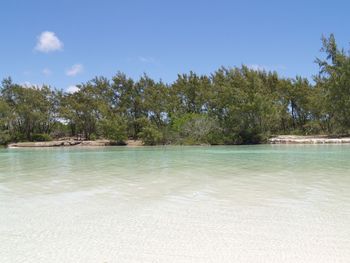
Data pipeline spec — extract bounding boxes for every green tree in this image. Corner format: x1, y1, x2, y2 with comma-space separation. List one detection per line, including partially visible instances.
0, 78, 58, 141
112, 72, 146, 139
315, 34, 350, 134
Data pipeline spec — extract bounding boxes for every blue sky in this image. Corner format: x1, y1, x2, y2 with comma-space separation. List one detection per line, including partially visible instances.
0, 0, 349, 91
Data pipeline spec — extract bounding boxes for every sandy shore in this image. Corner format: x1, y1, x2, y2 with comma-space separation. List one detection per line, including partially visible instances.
269, 135, 350, 144
8, 136, 350, 147
7, 139, 144, 148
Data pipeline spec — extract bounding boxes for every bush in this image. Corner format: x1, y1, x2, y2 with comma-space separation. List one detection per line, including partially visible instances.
237, 130, 264, 144
138, 125, 163, 145
0, 131, 11, 145
31, 133, 52, 142
89, 133, 97, 141
99, 117, 128, 143
171, 114, 222, 145
9, 132, 28, 142
302, 121, 322, 135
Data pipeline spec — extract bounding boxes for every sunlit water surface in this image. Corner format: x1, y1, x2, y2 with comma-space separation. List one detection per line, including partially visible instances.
1, 145, 350, 262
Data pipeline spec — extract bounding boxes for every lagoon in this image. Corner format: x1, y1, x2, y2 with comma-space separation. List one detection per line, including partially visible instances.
1, 145, 350, 262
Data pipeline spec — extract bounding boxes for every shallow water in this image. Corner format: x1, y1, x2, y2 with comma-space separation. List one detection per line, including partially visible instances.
1, 145, 350, 262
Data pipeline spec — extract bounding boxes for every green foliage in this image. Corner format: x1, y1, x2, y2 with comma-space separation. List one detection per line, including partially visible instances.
138, 124, 163, 145
31, 133, 52, 142
89, 133, 97, 141
0, 78, 58, 140
171, 113, 222, 144
0, 130, 11, 145
1, 34, 350, 144
99, 117, 128, 143
314, 34, 350, 134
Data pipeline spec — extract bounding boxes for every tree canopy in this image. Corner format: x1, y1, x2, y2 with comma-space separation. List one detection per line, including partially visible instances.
1, 35, 350, 145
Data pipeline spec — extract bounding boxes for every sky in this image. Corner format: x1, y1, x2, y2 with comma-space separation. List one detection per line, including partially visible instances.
0, 0, 349, 91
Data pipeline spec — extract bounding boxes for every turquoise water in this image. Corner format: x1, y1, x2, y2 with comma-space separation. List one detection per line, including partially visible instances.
1, 145, 350, 262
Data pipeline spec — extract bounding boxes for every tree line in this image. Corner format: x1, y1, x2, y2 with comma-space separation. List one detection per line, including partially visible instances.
1, 35, 350, 145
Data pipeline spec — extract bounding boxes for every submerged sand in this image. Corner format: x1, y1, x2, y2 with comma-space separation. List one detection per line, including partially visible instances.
1, 146, 350, 262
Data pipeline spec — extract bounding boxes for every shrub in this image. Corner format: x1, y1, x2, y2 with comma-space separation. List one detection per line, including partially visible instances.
9, 132, 27, 142
31, 133, 52, 142
89, 133, 97, 141
0, 131, 11, 145
138, 125, 163, 145
171, 113, 222, 145
99, 117, 128, 144
302, 121, 322, 135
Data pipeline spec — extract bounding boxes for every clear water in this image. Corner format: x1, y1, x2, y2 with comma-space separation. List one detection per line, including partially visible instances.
1, 145, 350, 262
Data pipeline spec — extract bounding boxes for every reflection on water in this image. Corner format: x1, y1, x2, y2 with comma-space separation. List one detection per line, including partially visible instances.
1, 145, 350, 262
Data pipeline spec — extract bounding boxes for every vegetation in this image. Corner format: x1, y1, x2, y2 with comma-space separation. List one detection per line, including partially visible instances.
1, 35, 350, 145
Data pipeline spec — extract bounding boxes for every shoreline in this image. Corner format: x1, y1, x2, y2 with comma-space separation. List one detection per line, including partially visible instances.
7, 139, 144, 148
6, 135, 350, 148
268, 135, 350, 144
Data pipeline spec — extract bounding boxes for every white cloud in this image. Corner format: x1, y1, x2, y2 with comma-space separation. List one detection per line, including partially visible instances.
22, 82, 44, 89
22, 81, 34, 88
248, 64, 267, 71
42, 68, 52, 76
35, 31, 63, 53
138, 56, 156, 63
66, 64, 84, 76
66, 85, 79, 93
247, 64, 287, 72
